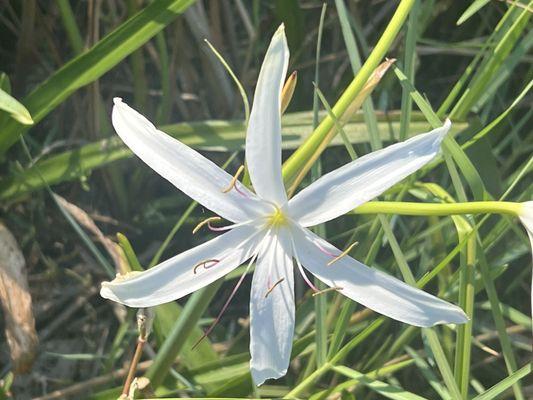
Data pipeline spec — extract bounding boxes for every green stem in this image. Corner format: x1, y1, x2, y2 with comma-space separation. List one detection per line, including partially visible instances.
281, 0, 416, 184
352, 201, 521, 217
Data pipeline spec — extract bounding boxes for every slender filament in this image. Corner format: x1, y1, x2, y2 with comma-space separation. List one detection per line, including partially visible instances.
265, 277, 285, 298
192, 216, 222, 234
327, 241, 359, 266
221, 165, 245, 194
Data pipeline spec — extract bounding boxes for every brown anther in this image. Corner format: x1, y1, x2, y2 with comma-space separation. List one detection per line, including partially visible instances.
312, 287, 343, 297
192, 216, 222, 234
281, 70, 297, 114
193, 259, 219, 274
327, 242, 359, 266
222, 165, 245, 193
265, 278, 285, 298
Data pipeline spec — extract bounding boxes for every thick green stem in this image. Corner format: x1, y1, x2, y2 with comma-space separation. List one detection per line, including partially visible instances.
352, 201, 521, 217
281, 0, 416, 184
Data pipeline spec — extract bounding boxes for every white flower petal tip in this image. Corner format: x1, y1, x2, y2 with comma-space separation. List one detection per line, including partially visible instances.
293, 228, 469, 327
252, 366, 288, 387
245, 20, 289, 205
288, 120, 454, 227
111, 98, 269, 223
113, 97, 123, 106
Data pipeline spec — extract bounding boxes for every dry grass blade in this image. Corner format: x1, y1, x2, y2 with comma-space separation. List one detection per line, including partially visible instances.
53, 194, 126, 274
0, 223, 38, 374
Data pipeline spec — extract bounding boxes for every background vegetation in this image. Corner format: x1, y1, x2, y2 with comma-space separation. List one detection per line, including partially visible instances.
0, 0, 531, 399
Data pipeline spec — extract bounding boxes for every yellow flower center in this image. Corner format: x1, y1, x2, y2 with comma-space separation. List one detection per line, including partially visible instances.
267, 208, 288, 227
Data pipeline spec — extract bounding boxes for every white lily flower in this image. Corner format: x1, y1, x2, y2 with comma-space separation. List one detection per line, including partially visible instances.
518, 201, 533, 316
100, 25, 468, 386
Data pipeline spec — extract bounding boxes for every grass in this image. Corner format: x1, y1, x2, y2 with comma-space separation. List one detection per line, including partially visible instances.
0, 1, 531, 399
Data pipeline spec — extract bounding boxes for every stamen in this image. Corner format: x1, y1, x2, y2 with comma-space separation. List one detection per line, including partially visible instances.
327, 242, 359, 266
265, 278, 285, 298
193, 259, 220, 274
314, 240, 338, 257
192, 254, 256, 350
221, 165, 246, 194
295, 257, 319, 292
312, 287, 343, 296
192, 216, 222, 234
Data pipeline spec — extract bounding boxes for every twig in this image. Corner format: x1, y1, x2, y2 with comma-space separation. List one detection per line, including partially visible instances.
32, 360, 152, 400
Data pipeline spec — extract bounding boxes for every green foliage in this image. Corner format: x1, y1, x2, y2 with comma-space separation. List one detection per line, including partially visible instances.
0, 1, 530, 399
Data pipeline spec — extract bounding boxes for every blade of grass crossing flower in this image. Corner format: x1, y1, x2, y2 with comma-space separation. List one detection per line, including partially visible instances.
0, 0, 196, 154
312, 3, 329, 369
335, 0, 382, 150
281, 0, 416, 185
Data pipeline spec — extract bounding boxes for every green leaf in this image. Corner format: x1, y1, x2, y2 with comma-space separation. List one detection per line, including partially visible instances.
456, 0, 491, 25
0, 0, 196, 154
0, 87, 33, 125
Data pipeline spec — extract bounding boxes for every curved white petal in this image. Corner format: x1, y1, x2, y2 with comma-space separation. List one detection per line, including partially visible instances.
518, 201, 533, 316
245, 25, 289, 206
292, 227, 468, 327
289, 120, 452, 227
100, 225, 260, 307
112, 98, 270, 223
250, 228, 294, 386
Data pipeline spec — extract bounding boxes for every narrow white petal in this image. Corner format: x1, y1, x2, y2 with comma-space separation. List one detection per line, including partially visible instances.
518, 201, 533, 316
246, 25, 289, 206
289, 120, 452, 227
112, 98, 270, 223
100, 225, 260, 307
292, 227, 468, 327
250, 228, 294, 386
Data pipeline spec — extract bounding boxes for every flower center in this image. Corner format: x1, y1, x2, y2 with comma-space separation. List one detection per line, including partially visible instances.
267, 208, 288, 227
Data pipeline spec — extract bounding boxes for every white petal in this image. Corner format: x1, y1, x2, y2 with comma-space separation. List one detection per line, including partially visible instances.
112, 98, 270, 223
292, 227, 468, 327
100, 225, 260, 307
518, 201, 533, 316
250, 228, 294, 386
289, 120, 452, 227
245, 25, 289, 206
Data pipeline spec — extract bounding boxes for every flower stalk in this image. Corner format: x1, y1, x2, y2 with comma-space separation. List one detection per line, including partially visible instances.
352, 201, 522, 217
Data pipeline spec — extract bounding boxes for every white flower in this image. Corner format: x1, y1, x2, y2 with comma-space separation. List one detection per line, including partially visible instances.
518, 201, 533, 315
100, 25, 467, 386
